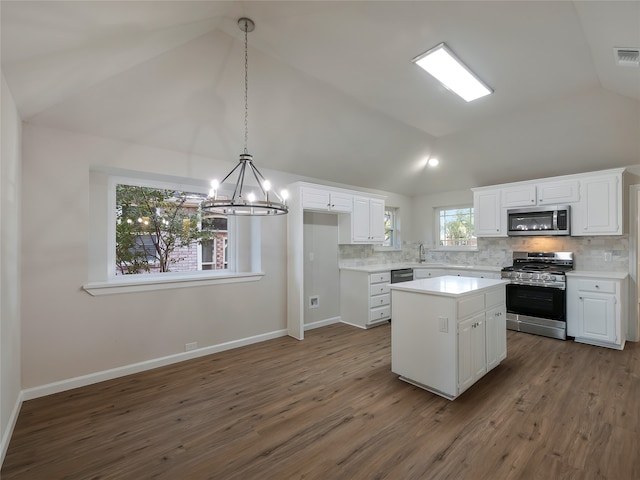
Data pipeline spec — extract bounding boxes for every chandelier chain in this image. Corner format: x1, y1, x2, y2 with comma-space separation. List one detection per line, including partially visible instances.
243, 20, 249, 155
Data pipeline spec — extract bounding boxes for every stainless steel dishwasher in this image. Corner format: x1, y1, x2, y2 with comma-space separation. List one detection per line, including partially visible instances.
391, 268, 414, 283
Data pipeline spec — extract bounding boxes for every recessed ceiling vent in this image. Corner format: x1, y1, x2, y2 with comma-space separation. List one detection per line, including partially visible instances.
614, 47, 639, 67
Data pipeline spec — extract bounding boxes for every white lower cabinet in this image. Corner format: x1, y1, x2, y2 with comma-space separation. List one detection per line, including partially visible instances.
457, 312, 487, 393
567, 273, 628, 350
413, 268, 446, 279
391, 284, 506, 400
340, 270, 390, 329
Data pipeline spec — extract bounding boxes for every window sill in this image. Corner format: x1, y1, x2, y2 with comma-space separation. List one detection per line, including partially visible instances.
83, 271, 265, 296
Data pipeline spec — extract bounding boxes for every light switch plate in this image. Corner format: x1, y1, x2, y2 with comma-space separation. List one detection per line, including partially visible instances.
438, 316, 448, 333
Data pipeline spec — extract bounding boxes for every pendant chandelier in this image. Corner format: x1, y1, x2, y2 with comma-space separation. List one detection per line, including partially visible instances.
201, 18, 289, 216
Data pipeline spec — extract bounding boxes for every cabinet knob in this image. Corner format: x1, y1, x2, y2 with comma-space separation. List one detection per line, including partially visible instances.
579, 296, 583, 300
595, 285, 600, 289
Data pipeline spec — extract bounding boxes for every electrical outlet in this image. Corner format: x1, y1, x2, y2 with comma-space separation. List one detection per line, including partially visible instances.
604, 251, 612, 262
185, 342, 198, 352
309, 296, 319, 309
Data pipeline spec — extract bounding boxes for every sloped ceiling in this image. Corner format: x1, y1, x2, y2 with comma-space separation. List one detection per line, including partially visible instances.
2, 1, 639, 196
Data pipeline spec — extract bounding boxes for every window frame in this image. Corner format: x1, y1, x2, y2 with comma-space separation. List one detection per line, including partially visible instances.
83, 170, 264, 296
374, 206, 401, 251
434, 204, 477, 251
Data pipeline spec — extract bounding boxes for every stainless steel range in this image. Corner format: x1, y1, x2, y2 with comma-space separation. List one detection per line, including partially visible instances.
501, 251, 573, 340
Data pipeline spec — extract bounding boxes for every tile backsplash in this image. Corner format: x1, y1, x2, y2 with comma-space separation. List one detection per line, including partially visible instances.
339, 235, 630, 272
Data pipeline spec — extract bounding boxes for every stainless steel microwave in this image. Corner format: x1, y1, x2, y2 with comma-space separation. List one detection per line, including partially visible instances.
507, 205, 570, 236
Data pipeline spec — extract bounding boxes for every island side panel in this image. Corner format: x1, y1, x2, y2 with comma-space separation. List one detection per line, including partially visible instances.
391, 289, 457, 397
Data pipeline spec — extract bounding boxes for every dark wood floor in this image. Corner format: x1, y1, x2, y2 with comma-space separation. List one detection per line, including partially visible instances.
3, 323, 639, 479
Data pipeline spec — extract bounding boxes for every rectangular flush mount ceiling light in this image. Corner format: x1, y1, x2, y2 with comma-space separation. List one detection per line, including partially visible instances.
412, 42, 493, 102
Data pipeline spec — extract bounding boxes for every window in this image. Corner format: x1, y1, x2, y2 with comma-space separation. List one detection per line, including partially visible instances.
436, 206, 476, 248
84, 169, 264, 296
383, 208, 397, 248
115, 184, 222, 275
201, 216, 228, 270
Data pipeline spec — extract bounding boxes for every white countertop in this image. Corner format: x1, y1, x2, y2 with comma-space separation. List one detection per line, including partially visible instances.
339, 263, 502, 273
567, 270, 628, 280
389, 275, 508, 297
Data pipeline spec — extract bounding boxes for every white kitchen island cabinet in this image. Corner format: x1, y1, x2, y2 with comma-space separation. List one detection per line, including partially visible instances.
390, 276, 508, 400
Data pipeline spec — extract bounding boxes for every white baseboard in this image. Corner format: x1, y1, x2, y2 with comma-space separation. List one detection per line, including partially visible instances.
339, 320, 367, 330
304, 316, 341, 331
1, 391, 24, 467
21, 328, 288, 401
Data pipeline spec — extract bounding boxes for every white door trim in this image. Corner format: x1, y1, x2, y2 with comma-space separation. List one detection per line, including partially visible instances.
629, 184, 639, 341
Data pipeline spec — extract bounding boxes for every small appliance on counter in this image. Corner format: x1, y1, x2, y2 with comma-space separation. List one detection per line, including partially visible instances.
501, 251, 573, 340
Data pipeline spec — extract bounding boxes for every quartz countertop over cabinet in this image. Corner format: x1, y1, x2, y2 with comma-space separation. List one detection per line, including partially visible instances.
339, 263, 502, 275
390, 276, 508, 400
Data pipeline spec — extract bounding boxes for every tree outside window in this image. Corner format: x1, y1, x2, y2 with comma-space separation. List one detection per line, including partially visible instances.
115, 185, 220, 275
437, 207, 476, 247
383, 208, 397, 248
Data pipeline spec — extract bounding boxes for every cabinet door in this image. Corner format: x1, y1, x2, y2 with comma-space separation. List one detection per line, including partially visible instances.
501, 185, 536, 208
330, 192, 353, 213
352, 196, 371, 242
573, 175, 620, 235
537, 179, 579, 205
301, 188, 331, 211
578, 293, 617, 344
474, 189, 504, 237
369, 198, 385, 242
486, 305, 506, 370
458, 313, 487, 394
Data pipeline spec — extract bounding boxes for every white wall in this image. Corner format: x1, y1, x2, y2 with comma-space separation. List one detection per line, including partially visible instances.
411, 188, 472, 246
1, 74, 22, 461
20, 125, 291, 390
303, 212, 339, 325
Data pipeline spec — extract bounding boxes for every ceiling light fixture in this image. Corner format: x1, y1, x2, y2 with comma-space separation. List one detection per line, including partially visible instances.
202, 18, 288, 216
427, 158, 439, 167
412, 42, 493, 102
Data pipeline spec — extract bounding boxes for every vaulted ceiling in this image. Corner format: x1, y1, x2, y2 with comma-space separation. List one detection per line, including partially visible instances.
2, 1, 639, 196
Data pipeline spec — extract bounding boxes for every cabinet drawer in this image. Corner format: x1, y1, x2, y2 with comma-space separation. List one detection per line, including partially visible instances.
577, 279, 616, 294
369, 305, 391, 322
485, 288, 505, 308
414, 268, 446, 279
369, 272, 391, 284
458, 294, 485, 318
370, 283, 391, 296
369, 293, 390, 308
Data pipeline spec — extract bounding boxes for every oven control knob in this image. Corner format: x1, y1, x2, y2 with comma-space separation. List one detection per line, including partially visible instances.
524, 273, 533, 279
541, 274, 551, 281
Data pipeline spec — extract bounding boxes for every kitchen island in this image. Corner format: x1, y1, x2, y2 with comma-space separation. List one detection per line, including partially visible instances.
390, 276, 509, 400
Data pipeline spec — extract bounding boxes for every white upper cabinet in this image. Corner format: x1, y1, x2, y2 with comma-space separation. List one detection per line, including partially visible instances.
572, 174, 621, 235
501, 185, 536, 208
345, 196, 385, 243
537, 179, 580, 205
473, 168, 624, 237
473, 189, 505, 237
302, 187, 352, 213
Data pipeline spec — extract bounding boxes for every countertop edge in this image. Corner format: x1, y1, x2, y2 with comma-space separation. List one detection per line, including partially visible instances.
566, 271, 629, 280
389, 276, 509, 297
339, 263, 503, 274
